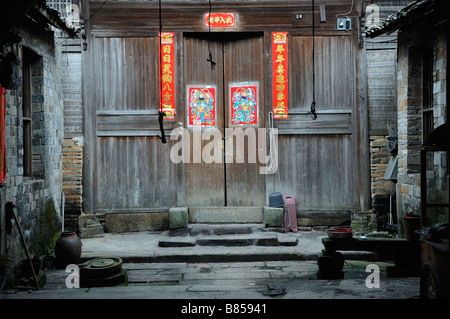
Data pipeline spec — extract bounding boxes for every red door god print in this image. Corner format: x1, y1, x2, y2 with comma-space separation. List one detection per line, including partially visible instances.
230, 84, 258, 125
188, 86, 216, 126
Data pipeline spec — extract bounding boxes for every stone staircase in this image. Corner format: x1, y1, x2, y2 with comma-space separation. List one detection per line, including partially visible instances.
158, 223, 299, 248
158, 206, 298, 248
157, 206, 301, 250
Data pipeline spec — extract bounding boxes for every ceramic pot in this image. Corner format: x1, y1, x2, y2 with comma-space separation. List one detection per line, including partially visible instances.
55, 231, 82, 268
403, 213, 421, 241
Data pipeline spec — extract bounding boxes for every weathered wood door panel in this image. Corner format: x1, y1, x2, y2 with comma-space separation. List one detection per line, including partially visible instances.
183, 33, 265, 207
272, 135, 356, 210
95, 136, 176, 210
267, 35, 361, 210
223, 34, 265, 206
90, 37, 177, 213
183, 34, 225, 206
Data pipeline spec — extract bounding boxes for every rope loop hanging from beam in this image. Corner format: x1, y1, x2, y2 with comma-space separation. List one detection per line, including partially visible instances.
310, 0, 318, 120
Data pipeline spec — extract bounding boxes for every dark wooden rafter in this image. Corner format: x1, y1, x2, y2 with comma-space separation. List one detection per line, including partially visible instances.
87, 0, 360, 36
32, 0, 78, 37
363, 0, 440, 38
0, 0, 39, 43
0, 0, 77, 44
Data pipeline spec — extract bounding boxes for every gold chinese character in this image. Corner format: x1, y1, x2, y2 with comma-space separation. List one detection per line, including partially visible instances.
162, 64, 172, 74
276, 64, 285, 74
163, 92, 172, 101
163, 54, 171, 63
276, 84, 285, 91
163, 45, 171, 54
162, 74, 173, 83
162, 83, 172, 91
276, 54, 285, 63
276, 74, 285, 84
276, 45, 285, 54
276, 91, 285, 101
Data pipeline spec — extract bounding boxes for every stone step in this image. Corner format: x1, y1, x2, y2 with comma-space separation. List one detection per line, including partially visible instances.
159, 232, 298, 248
159, 237, 197, 248
189, 223, 265, 236
188, 206, 264, 224
196, 234, 260, 247
78, 214, 105, 238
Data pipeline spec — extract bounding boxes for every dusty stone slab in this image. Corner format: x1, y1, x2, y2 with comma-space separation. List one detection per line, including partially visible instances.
263, 206, 284, 227
196, 235, 256, 246
182, 268, 273, 281
189, 206, 264, 223
123, 263, 188, 270
78, 214, 104, 238
277, 234, 299, 246
185, 283, 266, 292
105, 212, 169, 232
169, 207, 188, 229
4, 259, 421, 301
256, 234, 279, 246
190, 223, 264, 236
159, 237, 197, 248
297, 211, 351, 226
127, 270, 183, 283
169, 227, 191, 237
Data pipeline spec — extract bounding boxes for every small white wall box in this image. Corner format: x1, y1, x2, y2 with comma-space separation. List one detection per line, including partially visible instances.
337, 17, 351, 30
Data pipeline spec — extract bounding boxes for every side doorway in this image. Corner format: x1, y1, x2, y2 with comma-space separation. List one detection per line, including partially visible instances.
182, 32, 266, 207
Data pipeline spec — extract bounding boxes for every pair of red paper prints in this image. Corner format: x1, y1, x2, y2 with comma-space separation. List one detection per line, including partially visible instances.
159, 30, 289, 123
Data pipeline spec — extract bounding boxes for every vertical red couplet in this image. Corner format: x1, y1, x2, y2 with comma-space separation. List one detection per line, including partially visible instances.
272, 32, 288, 119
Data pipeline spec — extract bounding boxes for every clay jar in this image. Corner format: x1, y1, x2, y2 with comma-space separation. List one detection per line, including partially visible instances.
55, 231, 82, 268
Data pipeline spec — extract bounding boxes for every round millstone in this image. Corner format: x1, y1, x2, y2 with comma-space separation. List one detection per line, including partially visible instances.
91, 258, 115, 268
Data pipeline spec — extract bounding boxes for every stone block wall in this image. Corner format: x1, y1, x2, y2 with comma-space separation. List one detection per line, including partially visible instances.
366, 35, 398, 223
1, 24, 64, 262
369, 137, 393, 197
60, 37, 84, 232
366, 49, 398, 135
369, 136, 396, 223
62, 136, 83, 231
395, 22, 447, 231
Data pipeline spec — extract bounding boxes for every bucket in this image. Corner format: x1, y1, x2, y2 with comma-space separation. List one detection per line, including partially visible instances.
403, 213, 421, 241
269, 192, 284, 207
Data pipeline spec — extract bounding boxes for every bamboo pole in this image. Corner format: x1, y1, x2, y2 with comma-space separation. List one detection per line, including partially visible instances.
7, 202, 40, 290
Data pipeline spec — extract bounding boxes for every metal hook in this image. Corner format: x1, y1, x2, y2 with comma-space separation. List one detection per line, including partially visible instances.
207, 52, 216, 70
310, 101, 317, 120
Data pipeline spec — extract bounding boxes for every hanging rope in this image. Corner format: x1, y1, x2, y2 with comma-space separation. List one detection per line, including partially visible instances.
158, 0, 167, 143
158, 0, 163, 114
206, 0, 216, 70
310, 0, 317, 120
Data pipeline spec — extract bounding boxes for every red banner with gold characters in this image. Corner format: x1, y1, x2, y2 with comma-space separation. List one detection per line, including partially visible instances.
272, 32, 288, 119
1, 85, 6, 184
160, 32, 175, 120
204, 13, 236, 28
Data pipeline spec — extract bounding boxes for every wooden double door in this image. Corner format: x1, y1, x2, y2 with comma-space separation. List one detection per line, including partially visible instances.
182, 32, 266, 207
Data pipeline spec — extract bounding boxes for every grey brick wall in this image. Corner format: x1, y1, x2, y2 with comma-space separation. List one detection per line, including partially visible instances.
60, 38, 83, 232
2, 24, 64, 263
395, 22, 447, 230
